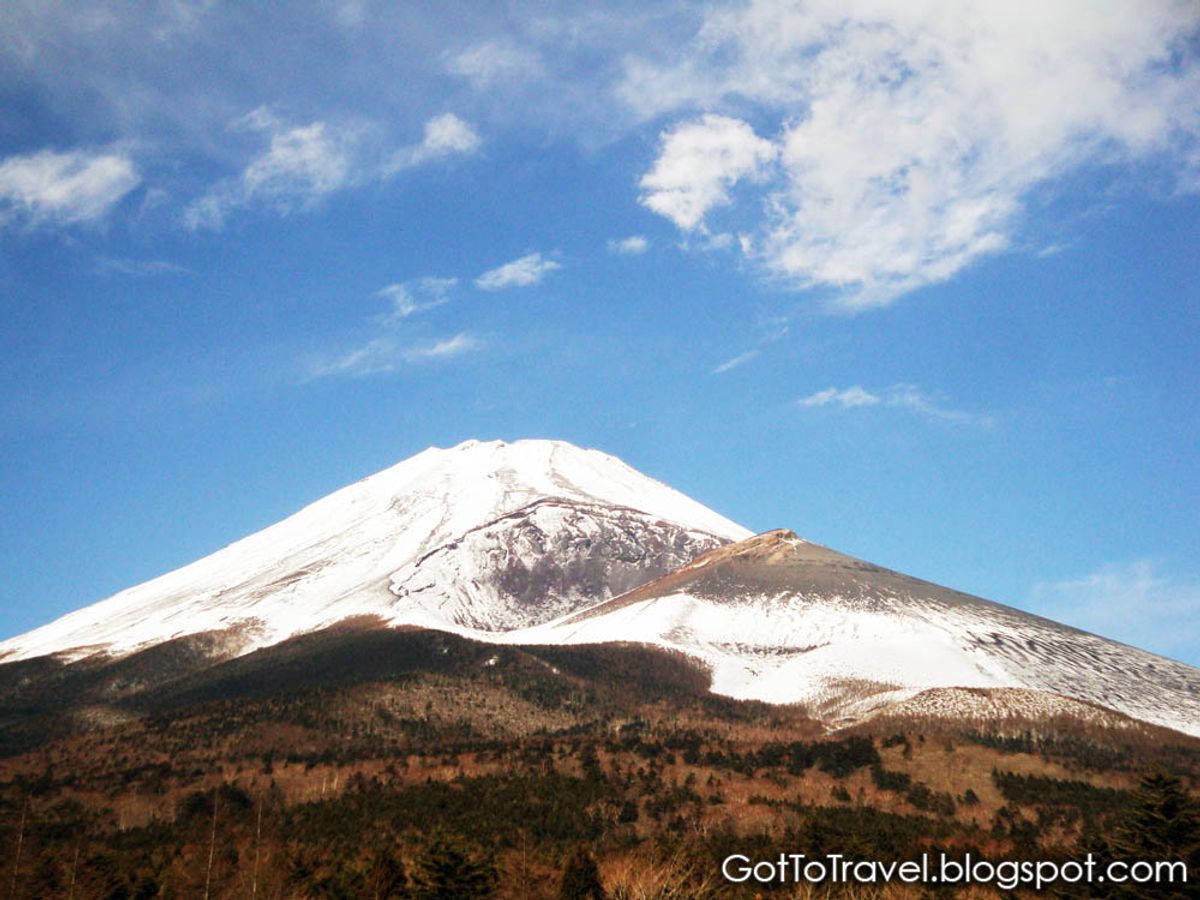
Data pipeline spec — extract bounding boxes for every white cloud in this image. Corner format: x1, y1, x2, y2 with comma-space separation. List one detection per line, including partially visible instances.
447, 40, 542, 87
186, 110, 480, 228
405, 332, 479, 361
639, 114, 777, 231
625, 0, 1200, 307
0, 148, 140, 225
387, 113, 481, 173
713, 349, 759, 375
308, 271, 473, 378
798, 386, 881, 409
242, 122, 349, 197
185, 115, 356, 229
883, 383, 993, 426
607, 235, 649, 255
311, 331, 479, 378
312, 337, 398, 378
475, 251, 560, 290
376, 276, 457, 320
1031, 560, 1200, 662
798, 383, 992, 425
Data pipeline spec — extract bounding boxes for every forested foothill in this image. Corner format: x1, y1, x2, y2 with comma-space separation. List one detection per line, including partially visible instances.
1, 628, 1196, 897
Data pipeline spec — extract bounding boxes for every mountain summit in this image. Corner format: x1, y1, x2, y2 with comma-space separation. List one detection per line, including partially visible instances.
0, 439, 748, 663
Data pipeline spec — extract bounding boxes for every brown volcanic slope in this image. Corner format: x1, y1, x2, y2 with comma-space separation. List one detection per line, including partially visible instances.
535, 530, 1200, 737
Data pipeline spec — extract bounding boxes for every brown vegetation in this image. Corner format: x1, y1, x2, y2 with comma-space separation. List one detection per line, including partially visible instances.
1, 629, 1197, 897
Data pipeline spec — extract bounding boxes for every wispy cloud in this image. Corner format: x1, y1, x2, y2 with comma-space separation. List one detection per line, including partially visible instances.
607, 235, 649, 255
712, 317, 789, 375
311, 332, 479, 378
475, 252, 560, 290
0, 148, 140, 226
185, 111, 357, 229
186, 109, 480, 229
386, 113, 481, 173
95, 256, 189, 277
446, 40, 543, 88
312, 337, 399, 378
404, 332, 479, 361
625, 1, 1200, 308
798, 383, 992, 425
1031, 560, 1200, 663
712, 349, 759, 375
308, 273, 477, 379
884, 383, 994, 426
1036, 242, 1074, 258
376, 276, 457, 321
798, 386, 881, 409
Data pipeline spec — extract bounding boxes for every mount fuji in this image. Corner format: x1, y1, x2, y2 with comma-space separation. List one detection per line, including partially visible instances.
0, 440, 747, 663
2, 438, 1197, 738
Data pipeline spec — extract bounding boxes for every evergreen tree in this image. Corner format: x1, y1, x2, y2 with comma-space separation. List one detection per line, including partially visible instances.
411, 833, 497, 900
1115, 770, 1199, 861
1067, 770, 1198, 900
1108, 770, 1198, 899
559, 845, 605, 900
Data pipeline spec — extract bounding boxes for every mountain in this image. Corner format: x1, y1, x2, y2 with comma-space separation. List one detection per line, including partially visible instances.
2, 439, 1197, 740
2, 442, 1197, 899
0, 439, 748, 663
510, 529, 1200, 736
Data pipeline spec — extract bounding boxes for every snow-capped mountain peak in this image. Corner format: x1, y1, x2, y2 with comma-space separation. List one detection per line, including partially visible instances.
5, 440, 1196, 740
0, 439, 749, 662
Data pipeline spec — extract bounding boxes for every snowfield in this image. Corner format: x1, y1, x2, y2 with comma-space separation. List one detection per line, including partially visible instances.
494, 530, 1200, 737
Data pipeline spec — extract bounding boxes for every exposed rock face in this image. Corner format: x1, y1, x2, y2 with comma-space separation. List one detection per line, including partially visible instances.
388, 498, 730, 630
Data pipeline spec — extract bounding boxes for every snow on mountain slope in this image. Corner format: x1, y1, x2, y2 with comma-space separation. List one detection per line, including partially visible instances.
507, 530, 1200, 737
387, 498, 732, 630
8, 441, 1194, 740
0, 440, 749, 663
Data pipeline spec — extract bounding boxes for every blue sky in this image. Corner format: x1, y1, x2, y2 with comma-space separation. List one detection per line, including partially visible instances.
2, 1, 1198, 664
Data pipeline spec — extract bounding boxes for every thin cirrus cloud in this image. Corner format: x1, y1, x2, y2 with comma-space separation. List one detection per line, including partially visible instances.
376, 276, 458, 321
309, 274, 474, 379
625, 0, 1200, 309
712, 349, 759, 375
404, 332, 479, 361
184, 110, 357, 229
798, 386, 881, 409
0, 148, 140, 226
186, 110, 481, 230
446, 40, 543, 88
312, 337, 399, 378
475, 252, 561, 290
606, 235, 649, 255
311, 332, 479, 379
798, 384, 992, 426
1030, 560, 1200, 662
